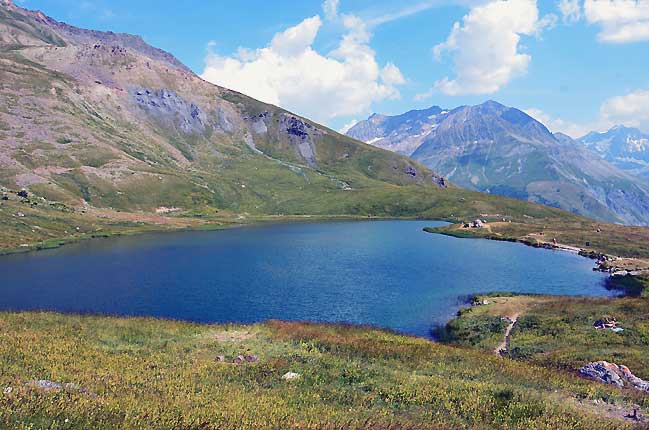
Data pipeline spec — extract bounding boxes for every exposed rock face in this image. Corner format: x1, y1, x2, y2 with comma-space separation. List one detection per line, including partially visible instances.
131, 87, 209, 135
279, 115, 322, 167
348, 101, 649, 226
580, 361, 649, 392
249, 112, 269, 135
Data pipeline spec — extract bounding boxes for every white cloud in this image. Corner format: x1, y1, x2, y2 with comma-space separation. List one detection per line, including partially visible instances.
200, 5, 404, 124
414, 87, 435, 101
537, 13, 559, 33
558, 0, 581, 23
365, 1, 486, 27
523, 108, 594, 138
367, 1, 447, 26
524, 89, 649, 138
600, 89, 649, 128
270, 16, 321, 57
380, 62, 406, 85
584, 0, 649, 43
431, 0, 550, 96
322, 0, 339, 20
338, 119, 359, 134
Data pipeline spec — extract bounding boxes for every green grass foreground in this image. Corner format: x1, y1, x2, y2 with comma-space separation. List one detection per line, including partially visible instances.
1, 313, 648, 429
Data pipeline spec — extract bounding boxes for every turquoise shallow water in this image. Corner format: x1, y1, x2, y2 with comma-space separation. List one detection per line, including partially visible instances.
0, 220, 612, 337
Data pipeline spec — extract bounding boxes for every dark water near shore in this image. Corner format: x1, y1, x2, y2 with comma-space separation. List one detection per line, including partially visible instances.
0, 220, 613, 337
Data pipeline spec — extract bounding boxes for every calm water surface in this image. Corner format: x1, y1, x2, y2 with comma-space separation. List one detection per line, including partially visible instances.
0, 220, 612, 337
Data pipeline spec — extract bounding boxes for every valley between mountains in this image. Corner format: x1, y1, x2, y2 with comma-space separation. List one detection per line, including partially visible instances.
1, 2, 649, 429
1, 0, 649, 273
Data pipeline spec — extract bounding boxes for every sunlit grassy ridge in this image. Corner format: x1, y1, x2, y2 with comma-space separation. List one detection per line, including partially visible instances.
1, 313, 647, 430
0, 184, 575, 254
425, 220, 649, 260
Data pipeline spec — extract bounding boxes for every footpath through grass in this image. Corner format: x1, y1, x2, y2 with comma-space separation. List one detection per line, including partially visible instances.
439, 282, 649, 420
1, 313, 648, 429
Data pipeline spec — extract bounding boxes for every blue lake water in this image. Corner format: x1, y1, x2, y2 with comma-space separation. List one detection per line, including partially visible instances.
0, 220, 613, 337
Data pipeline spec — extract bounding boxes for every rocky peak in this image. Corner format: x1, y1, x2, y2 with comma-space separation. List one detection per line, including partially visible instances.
2, 2, 191, 73
553, 132, 574, 145
478, 99, 506, 111
610, 124, 634, 132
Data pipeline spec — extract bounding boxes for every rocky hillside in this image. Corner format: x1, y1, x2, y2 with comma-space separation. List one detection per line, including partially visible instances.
0, 0, 448, 217
348, 101, 649, 226
578, 125, 649, 181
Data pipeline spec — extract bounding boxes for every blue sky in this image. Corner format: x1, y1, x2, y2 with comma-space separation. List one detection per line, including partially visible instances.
22, 0, 649, 136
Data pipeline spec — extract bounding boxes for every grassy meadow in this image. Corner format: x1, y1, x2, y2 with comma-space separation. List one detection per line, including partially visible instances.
425, 221, 649, 261
1, 312, 648, 430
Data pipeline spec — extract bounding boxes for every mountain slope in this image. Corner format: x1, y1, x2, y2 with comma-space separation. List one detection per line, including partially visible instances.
348, 101, 649, 226
0, 0, 451, 218
578, 125, 649, 180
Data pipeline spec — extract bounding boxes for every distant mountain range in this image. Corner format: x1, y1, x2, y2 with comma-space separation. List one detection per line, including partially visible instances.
578, 125, 649, 180
3, 0, 648, 232
347, 101, 649, 226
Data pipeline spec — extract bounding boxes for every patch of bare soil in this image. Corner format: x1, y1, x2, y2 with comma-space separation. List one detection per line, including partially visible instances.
495, 312, 520, 355
212, 330, 255, 343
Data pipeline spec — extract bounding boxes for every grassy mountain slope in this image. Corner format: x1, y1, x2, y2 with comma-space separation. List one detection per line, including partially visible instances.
442, 292, 649, 371
0, 0, 447, 218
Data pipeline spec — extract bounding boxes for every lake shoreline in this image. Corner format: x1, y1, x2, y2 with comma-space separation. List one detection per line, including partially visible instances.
0, 214, 441, 257
0, 220, 607, 339
423, 224, 649, 283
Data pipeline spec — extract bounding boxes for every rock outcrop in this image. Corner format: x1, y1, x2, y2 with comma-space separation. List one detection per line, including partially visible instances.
580, 361, 649, 392
279, 115, 322, 167
131, 87, 210, 135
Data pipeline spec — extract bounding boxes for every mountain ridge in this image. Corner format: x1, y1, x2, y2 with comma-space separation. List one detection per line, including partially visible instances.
0, 1, 456, 220
577, 125, 649, 180
348, 101, 649, 226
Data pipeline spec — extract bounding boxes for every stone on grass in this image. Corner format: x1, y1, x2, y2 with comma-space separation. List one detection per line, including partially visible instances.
30, 380, 63, 391
580, 361, 649, 392
281, 372, 300, 381
27, 380, 97, 397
